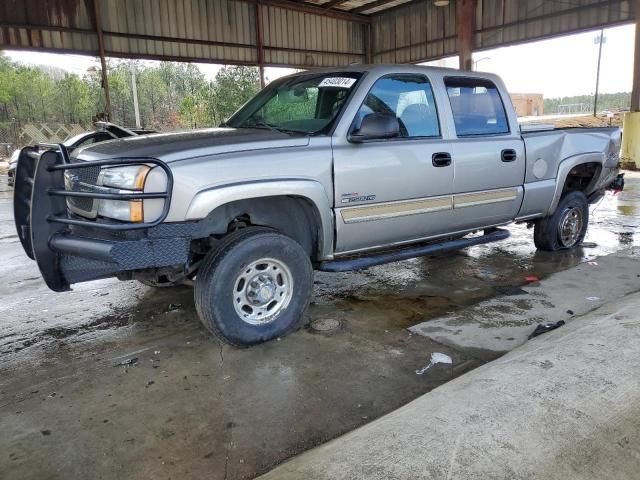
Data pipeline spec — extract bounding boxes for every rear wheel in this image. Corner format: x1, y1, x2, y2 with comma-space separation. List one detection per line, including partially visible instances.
534, 190, 589, 251
194, 227, 313, 346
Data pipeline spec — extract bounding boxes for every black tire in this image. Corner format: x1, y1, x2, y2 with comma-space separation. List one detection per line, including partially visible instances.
194, 227, 313, 346
534, 190, 589, 251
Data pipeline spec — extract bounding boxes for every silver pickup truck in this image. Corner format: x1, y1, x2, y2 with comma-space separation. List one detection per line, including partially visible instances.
14, 65, 623, 346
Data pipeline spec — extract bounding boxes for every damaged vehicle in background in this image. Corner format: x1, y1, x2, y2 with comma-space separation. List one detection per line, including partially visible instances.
14, 65, 623, 346
7, 122, 155, 187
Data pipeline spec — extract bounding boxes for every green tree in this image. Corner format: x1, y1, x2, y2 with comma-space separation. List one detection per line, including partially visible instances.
207, 66, 261, 125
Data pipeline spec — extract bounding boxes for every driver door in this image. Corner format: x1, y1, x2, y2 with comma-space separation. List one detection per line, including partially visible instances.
332, 74, 454, 254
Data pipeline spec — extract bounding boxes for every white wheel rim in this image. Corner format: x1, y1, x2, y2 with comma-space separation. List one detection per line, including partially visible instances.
232, 258, 293, 325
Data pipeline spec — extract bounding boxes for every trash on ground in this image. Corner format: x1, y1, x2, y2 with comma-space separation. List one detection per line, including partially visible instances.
524, 275, 540, 283
587, 261, 598, 266
582, 242, 598, 248
168, 303, 181, 311
528, 320, 566, 339
567, 309, 574, 315
416, 352, 452, 375
494, 285, 527, 296
586, 296, 601, 301
115, 357, 138, 367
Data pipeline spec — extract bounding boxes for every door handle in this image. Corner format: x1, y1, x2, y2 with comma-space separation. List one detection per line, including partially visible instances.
501, 149, 517, 162
432, 152, 452, 167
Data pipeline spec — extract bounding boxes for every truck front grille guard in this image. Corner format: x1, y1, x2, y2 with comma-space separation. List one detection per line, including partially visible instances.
14, 143, 174, 292
45, 146, 174, 230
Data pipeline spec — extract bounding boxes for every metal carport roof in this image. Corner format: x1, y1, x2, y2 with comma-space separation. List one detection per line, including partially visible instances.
0, 0, 635, 68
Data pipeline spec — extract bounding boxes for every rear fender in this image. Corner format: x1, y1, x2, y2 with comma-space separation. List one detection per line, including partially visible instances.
548, 153, 604, 215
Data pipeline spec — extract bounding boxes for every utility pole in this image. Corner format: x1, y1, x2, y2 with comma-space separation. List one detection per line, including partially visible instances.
593, 28, 605, 117
130, 63, 141, 128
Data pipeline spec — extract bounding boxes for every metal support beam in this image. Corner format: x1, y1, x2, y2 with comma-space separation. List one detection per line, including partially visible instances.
92, 0, 111, 120
243, 0, 370, 24
457, 0, 475, 71
365, 23, 373, 63
352, 0, 397, 15
632, 0, 640, 112
255, 2, 266, 88
323, 0, 349, 10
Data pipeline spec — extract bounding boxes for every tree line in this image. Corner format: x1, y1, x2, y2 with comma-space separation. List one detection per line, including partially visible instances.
544, 92, 631, 114
0, 53, 261, 130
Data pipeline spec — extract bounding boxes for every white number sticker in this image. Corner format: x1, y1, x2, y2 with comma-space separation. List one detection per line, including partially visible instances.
318, 77, 357, 88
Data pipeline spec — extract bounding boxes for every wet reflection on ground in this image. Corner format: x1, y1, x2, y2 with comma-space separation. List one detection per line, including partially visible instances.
0, 171, 638, 480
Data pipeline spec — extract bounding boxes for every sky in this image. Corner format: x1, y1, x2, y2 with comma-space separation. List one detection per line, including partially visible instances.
3, 23, 635, 99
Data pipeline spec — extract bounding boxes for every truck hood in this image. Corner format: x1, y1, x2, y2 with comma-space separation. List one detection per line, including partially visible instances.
73, 127, 309, 163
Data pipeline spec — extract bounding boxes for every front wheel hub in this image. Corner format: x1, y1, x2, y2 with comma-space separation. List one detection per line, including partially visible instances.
233, 258, 293, 325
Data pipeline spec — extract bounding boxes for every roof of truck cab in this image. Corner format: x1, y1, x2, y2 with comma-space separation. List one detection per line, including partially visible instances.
281, 64, 506, 86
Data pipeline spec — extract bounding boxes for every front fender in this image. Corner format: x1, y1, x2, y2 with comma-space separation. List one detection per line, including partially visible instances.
185, 179, 335, 260
547, 152, 604, 215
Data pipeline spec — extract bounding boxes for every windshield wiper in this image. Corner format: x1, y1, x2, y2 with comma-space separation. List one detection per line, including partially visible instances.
243, 120, 309, 136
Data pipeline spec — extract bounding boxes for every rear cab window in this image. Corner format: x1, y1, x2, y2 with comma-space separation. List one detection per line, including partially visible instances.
444, 77, 509, 136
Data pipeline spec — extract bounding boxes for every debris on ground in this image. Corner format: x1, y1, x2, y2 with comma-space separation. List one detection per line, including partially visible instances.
582, 242, 598, 248
528, 320, 566, 339
168, 303, 181, 311
586, 296, 601, 301
115, 357, 139, 367
416, 352, 453, 375
587, 261, 598, 266
494, 285, 528, 296
524, 275, 540, 283
567, 310, 574, 315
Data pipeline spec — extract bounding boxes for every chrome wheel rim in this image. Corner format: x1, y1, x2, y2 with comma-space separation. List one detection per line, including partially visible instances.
232, 258, 293, 325
558, 206, 584, 247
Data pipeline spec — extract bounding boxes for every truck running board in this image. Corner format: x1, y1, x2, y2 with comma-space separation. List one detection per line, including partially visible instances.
318, 228, 510, 272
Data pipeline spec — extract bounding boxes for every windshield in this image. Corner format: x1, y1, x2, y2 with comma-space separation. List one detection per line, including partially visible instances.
226, 72, 363, 135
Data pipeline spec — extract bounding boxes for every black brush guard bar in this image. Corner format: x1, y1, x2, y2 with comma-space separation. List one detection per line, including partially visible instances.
14, 144, 176, 292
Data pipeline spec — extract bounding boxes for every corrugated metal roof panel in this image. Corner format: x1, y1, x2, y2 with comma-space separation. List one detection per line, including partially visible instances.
0, 0, 634, 68
477, 0, 633, 50
262, 3, 365, 66
372, 1, 456, 64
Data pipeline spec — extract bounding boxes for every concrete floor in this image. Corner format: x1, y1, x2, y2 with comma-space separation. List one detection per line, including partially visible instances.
1, 172, 639, 479
261, 289, 640, 480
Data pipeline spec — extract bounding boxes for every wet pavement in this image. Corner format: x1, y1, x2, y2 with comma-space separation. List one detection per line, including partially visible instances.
1, 171, 639, 479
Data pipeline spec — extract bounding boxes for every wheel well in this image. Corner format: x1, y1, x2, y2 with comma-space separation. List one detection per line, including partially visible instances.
562, 162, 601, 194
197, 196, 322, 260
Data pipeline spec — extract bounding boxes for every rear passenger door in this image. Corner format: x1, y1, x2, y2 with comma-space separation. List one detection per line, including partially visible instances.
444, 77, 525, 231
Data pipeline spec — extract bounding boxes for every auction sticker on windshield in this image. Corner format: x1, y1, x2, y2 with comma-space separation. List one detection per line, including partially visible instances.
319, 77, 357, 88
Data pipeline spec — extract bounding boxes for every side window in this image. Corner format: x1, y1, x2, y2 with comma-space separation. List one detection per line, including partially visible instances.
445, 77, 509, 136
263, 87, 319, 124
354, 75, 440, 138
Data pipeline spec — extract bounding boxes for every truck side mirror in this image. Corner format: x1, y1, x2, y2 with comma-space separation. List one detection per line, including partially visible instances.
350, 113, 400, 143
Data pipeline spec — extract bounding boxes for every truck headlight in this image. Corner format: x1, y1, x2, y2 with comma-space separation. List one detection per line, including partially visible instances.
98, 198, 144, 222
97, 165, 150, 222
99, 165, 150, 190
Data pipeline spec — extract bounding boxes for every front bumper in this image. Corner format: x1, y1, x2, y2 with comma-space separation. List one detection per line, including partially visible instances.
14, 145, 194, 291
